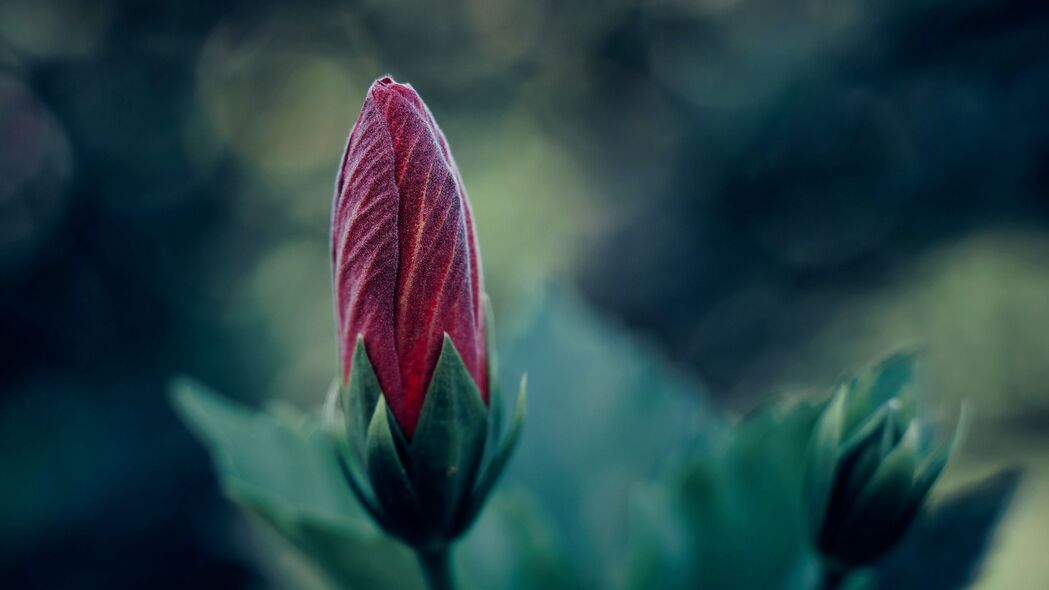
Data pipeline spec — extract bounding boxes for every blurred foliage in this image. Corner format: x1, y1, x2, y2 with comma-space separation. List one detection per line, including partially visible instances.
177, 293, 1019, 590
494, 290, 715, 588
802, 353, 962, 569
2, 0, 1048, 587
624, 388, 1017, 590
625, 401, 822, 590
173, 376, 574, 590
176, 290, 711, 588
172, 377, 424, 590
874, 469, 1022, 590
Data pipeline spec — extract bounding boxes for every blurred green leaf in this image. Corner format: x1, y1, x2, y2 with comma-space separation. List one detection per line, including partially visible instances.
171, 377, 425, 590
495, 288, 715, 587
625, 401, 823, 590
460, 489, 578, 590
169, 294, 1022, 590
871, 469, 1023, 590
625, 396, 1019, 590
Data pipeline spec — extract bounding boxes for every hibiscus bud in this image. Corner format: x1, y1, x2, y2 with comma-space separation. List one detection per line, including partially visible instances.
328, 77, 524, 548
803, 353, 964, 570
332, 75, 487, 438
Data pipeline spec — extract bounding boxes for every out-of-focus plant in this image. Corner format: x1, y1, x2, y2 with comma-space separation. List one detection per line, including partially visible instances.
803, 354, 965, 588
172, 380, 427, 589
174, 291, 1020, 590
624, 353, 1016, 590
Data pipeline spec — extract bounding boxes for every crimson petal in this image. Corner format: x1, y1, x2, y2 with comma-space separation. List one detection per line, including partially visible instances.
333, 77, 487, 437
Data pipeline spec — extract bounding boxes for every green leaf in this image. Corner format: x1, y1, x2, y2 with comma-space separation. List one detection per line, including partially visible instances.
460, 489, 578, 590
242, 499, 423, 590
630, 400, 822, 590
170, 377, 424, 589
474, 289, 716, 588
872, 469, 1023, 590
409, 335, 489, 533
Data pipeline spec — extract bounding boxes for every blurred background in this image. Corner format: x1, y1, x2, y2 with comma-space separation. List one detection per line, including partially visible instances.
1, 0, 1047, 587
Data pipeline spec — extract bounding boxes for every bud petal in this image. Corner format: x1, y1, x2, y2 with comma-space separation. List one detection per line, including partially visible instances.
333, 77, 487, 437
332, 82, 403, 425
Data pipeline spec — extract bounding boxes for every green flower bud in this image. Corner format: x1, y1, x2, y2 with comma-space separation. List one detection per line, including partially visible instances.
803, 353, 964, 569
326, 299, 525, 550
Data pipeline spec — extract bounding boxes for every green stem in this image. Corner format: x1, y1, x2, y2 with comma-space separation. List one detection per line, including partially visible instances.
417, 545, 456, 590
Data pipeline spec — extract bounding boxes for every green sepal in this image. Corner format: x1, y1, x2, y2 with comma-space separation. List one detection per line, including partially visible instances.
882, 403, 969, 546
455, 373, 527, 535
926, 401, 966, 475
324, 380, 382, 523
333, 443, 384, 527
408, 334, 489, 538
804, 387, 847, 535
849, 421, 921, 527
839, 403, 899, 502
331, 336, 387, 522
343, 335, 382, 456
483, 294, 505, 444
842, 352, 919, 433
806, 353, 919, 544
910, 403, 967, 502
365, 396, 425, 542
332, 315, 524, 547
834, 421, 922, 564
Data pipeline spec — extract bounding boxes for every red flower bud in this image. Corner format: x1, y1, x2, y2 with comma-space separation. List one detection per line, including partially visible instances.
332, 76, 487, 438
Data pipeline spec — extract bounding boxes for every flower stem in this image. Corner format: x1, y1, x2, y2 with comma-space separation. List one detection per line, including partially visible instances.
417, 546, 456, 590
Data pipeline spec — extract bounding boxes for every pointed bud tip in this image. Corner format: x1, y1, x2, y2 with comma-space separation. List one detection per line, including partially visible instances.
366, 75, 422, 106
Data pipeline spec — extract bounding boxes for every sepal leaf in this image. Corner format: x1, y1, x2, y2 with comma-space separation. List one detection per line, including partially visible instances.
804, 388, 847, 535
408, 334, 489, 536
365, 396, 425, 541
457, 374, 527, 534
343, 335, 383, 457
484, 295, 505, 441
